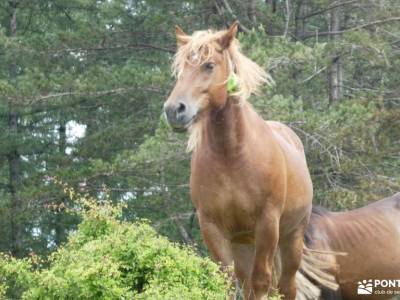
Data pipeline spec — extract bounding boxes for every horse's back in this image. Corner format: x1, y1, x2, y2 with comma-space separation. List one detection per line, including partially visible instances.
368, 192, 400, 212
342, 192, 400, 239
266, 121, 305, 154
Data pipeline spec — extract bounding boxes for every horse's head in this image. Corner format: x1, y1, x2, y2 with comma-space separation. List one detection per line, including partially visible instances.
163, 22, 239, 131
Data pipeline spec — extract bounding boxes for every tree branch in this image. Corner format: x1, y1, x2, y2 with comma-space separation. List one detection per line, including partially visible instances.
216, 0, 251, 33
9, 86, 164, 104
302, 17, 400, 39
300, 0, 359, 20
160, 162, 193, 245
54, 43, 174, 56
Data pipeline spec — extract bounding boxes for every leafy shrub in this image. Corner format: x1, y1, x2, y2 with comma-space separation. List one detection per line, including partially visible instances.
0, 194, 231, 299
0, 254, 36, 299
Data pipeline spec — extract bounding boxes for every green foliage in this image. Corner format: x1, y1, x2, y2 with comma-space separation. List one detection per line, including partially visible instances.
0, 254, 36, 300
0, 193, 230, 299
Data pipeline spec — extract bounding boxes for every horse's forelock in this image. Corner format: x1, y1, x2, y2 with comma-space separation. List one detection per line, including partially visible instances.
172, 30, 219, 78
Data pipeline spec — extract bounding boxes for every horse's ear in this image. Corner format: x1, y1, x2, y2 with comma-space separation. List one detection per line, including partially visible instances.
218, 21, 238, 49
175, 25, 190, 47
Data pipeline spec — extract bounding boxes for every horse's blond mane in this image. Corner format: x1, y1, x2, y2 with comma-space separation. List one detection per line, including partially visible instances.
172, 29, 273, 101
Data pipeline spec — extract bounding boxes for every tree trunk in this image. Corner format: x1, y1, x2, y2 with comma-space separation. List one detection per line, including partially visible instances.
248, 0, 257, 25
8, 110, 22, 257
295, 0, 307, 39
283, 0, 291, 37
54, 121, 67, 246
266, 0, 277, 13
8, 0, 22, 257
329, 2, 342, 104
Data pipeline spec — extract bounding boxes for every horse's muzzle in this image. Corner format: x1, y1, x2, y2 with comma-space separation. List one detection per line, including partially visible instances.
164, 101, 195, 131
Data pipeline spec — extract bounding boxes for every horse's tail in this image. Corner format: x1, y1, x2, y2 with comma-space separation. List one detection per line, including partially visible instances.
295, 271, 321, 300
296, 245, 344, 300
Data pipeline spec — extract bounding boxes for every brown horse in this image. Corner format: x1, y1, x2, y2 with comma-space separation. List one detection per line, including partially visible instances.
163, 22, 334, 300
304, 193, 400, 300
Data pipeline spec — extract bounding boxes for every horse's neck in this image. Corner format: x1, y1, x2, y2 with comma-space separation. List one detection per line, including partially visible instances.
204, 97, 252, 157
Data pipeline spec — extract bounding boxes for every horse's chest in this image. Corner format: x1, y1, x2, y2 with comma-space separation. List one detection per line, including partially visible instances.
191, 166, 263, 233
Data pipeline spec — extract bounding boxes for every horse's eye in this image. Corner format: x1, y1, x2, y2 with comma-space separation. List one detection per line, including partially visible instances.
203, 62, 215, 71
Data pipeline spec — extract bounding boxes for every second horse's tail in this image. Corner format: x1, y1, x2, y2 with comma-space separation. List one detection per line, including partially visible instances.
296, 245, 343, 300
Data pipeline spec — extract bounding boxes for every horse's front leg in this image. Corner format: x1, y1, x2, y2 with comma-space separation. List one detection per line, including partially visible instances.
250, 210, 279, 300
199, 217, 233, 270
199, 218, 236, 298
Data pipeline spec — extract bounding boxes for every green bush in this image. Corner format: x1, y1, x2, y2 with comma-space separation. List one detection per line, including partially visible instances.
0, 254, 36, 300
0, 195, 230, 299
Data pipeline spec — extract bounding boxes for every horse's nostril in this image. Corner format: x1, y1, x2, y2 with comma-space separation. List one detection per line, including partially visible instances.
177, 102, 186, 114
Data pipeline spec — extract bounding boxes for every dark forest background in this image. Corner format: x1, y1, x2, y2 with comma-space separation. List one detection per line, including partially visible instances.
0, 0, 399, 261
